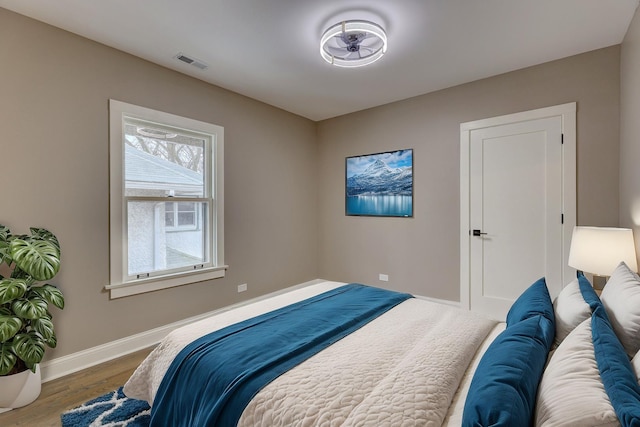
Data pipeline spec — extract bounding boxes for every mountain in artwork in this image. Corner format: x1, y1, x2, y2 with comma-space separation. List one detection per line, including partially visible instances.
346, 159, 412, 196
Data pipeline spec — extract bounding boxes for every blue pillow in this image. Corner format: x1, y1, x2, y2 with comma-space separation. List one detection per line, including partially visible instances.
577, 272, 602, 311
462, 314, 554, 426
506, 277, 554, 326
592, 305, 640, 426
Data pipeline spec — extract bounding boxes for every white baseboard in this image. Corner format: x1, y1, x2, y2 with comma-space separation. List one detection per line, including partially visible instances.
40, 279, 325, 383
415, 294, 461, 308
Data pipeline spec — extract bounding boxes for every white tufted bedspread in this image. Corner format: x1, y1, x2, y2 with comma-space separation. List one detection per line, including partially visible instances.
124, 282, 497, 426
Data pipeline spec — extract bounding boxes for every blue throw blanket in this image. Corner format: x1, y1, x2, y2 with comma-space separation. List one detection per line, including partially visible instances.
150, 284, 412, 427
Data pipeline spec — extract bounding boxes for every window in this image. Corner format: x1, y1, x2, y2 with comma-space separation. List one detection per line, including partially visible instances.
107, 100, 226, 298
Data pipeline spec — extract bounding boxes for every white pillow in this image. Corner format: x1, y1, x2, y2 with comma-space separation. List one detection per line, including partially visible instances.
632, 350, 640, 382
600, 261, 640, 357
535, 318, 618, 427
553, 278, 592, 348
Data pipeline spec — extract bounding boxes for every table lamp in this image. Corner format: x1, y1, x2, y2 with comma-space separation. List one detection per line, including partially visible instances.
568, 226, 638, 288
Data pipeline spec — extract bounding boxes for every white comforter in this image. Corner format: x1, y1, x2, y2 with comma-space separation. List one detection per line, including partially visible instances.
124, 282, 498, 426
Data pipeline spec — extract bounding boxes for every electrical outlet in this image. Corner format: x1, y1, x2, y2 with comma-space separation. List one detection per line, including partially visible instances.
379, 274, 389, 282
237, 283, 248, 292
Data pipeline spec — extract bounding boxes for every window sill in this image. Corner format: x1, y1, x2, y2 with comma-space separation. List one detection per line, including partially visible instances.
105, 265, 228, 299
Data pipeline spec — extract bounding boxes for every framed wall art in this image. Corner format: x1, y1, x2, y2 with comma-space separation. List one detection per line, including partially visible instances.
345, 148, 413, 217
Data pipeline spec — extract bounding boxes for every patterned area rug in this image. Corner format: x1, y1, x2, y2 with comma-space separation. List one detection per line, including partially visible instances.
61, 387, 150, 427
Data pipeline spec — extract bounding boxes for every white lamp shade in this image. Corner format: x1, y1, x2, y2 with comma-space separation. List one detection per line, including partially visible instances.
568, 226, 638, 275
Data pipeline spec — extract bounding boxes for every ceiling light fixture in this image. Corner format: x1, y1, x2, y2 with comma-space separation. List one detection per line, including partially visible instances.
320, 20, 387, 68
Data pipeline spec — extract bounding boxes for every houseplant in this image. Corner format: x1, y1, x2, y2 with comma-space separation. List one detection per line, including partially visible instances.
0, 224, 64, 407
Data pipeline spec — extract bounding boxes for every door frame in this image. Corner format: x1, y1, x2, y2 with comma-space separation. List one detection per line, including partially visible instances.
459, 102, 577, 310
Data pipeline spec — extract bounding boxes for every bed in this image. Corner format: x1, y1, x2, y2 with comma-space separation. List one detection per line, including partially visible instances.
124, 261, 640, 426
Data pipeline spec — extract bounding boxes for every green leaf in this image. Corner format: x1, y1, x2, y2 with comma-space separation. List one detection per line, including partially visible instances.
0, 226, 16, 266
30, 285, 64, 310
0, 342, 17, 375
0, 225, 9, 242
12, 297, 48, 320
44, 333, 57, 349
12, 332, 45, 365
10, 237, 60, 281
31, 316, 54, 341
0, 241, 10, 265
0, 278, 27, 304
0, 314, 22, 342
30, 228, 60, 253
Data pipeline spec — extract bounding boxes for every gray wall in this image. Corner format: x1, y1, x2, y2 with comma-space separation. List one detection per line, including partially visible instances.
317, 46, 621, 301
0, 8, 319, 360
620, 6, 640, 264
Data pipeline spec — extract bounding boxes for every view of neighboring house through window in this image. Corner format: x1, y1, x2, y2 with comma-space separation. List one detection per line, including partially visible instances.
165, 201, 198, 230
108, 100, 225, 298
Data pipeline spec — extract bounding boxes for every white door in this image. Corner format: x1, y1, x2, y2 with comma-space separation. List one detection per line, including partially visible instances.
460, 104, 576, 320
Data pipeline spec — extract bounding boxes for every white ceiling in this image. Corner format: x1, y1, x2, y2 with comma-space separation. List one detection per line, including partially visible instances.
1, 0, 638, 121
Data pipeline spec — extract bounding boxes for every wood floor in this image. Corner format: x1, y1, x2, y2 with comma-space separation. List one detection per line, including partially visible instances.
0, 347, 154, 426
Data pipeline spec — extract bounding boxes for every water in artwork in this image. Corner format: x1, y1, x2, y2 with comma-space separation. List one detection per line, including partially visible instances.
346, 195, 412, 217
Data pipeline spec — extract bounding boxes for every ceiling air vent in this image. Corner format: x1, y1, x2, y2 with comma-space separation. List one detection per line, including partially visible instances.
174, 52, 208, 70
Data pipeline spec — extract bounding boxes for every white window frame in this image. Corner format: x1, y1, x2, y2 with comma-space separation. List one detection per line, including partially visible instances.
107, 99, 226, 298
